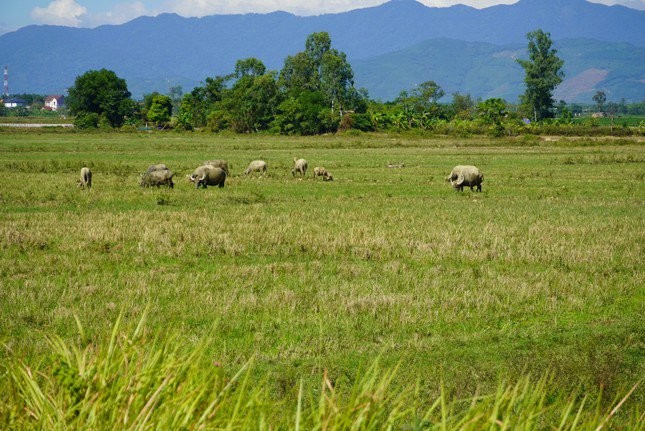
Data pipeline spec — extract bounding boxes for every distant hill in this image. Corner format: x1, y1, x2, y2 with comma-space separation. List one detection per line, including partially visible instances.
353, 38, 645, 102
0, 0, 643, 102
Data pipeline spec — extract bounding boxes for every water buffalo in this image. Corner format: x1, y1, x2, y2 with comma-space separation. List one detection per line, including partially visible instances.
203, 159, 230, 176
244, 160, 267, 175
313, 166, 333, 181
77, 167, 92, 189
140, 168, 174, 188
146, 163, 169, 173
188, 165, 226, 189
292, 158, 308, 177
446, 165, 483, 192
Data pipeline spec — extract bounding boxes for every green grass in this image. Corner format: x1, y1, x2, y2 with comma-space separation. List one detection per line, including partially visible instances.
0, 131, 643, 428
0, 115, 72, 124
573, 115, 644, 127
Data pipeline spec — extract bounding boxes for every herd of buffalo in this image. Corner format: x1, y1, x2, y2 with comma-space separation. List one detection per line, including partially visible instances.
77, 158, 483, 192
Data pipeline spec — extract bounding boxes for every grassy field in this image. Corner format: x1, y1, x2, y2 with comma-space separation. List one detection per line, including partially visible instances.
0, 131, 643, 428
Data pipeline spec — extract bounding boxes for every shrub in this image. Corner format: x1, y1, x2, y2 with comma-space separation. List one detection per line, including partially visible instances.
73, 112, 99, 129
350, 113, 375, 132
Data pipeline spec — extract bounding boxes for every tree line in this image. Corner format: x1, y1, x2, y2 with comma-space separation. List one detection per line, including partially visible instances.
25, 30, 644, 134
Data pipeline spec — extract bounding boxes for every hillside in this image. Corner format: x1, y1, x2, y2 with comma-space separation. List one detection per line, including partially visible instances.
0, 0, 643, 101
353, 38, 645, 102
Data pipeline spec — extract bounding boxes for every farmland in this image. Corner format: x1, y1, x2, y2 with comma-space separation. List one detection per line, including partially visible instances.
0, 131, 643, 428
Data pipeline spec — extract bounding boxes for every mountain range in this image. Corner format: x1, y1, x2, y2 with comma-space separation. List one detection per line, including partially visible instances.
1, 0, 643, 102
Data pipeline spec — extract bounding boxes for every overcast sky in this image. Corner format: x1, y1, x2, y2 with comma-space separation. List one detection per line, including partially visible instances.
1, 0, 643, 34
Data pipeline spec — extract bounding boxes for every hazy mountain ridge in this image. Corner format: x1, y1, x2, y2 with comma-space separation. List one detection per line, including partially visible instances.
353, 38, 645, 102
1, 0, 643, 102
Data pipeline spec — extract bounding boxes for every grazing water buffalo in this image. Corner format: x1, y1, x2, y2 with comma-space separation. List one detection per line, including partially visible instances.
203, 159, 230, 176
292, 158, 308, 177
446, 165, 483, 192
145, 163, 169, 173
140, 167, 174, 188
313, 166, 333, 181
244, 160, 267, 175
77, 167, 92, 189
188, 165, 226, 189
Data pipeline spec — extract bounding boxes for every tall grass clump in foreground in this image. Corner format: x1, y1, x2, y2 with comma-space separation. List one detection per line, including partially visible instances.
2, 315, 641, 430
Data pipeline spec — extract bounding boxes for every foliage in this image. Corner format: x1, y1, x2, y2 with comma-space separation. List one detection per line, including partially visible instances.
178, 75, 230, 128
12, 106, 30, 117
73, 112, 99, 129
146, 94, 173, 127
234, 57, 267, 78
517, 29, 564, 122
3, 93, 46, 105
626, 102, 645, 115
273, 90, 338, 135
277, 32, 362, 131
227, 61, 281, 133
477, 98, 508, 136
477, 98, 507, 124
67, 69, 133, 128
339, 112, 374, 132
387, 81, 449, 131
450, 92, 476, 120
59, 32, 645, 136
593, 90, 607, 113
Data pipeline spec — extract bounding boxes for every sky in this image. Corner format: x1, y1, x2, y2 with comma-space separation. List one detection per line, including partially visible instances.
1, 0, 643, 34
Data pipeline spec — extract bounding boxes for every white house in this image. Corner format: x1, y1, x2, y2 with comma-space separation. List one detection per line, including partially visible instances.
44, 95, 65, 111
4, 97, 27, 108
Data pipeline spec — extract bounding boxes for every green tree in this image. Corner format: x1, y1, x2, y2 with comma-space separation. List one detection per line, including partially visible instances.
410, 80, 444, 117
393, 81, 445, 129
477, 98, 508, 135
279, 32, 359, 120
517, 29, 564, 122
142, 91, 161, 119
451, 92, 475, 120
305, 32, 332, 67
555, 100, 573, 124
234, 58, 267, 78
279, 52, 317, 93
618, 98, 627, 115
74, 112, 100, 129
67, 69, 132, 128
147, 94, 173, 128
227, 60, 281, 133
273, 91, 338, 135
477, 98, 507, 125
321, 48, 355, 115
120, 98, 140, 126
593, 90, 606, 113
178, 75, 230, 128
